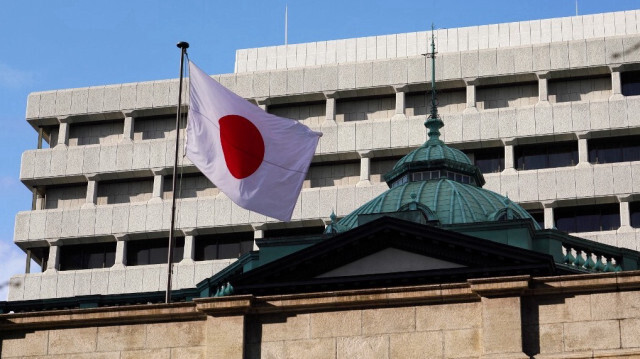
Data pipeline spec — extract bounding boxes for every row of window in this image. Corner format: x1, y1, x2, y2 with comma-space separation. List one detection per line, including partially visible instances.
527, 202, 640, 234
56, 227, 326, 271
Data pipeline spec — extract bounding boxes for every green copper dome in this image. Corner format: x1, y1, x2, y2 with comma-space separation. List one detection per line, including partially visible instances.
327, 33, 539, 233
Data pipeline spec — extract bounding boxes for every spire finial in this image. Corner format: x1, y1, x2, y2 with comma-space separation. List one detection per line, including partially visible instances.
425, 23, 444, 145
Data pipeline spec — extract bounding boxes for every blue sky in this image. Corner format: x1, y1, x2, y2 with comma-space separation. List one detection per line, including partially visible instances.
0, 0, 638, 299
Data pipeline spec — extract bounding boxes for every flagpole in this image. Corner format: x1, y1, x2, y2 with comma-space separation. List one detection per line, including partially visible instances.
166, 41, 189, 304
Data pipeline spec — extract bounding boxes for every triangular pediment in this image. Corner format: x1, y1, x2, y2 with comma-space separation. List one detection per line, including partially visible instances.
316, 247, 465, 278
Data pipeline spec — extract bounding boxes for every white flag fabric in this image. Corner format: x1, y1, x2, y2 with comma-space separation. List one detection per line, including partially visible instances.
186, 61, 322, 222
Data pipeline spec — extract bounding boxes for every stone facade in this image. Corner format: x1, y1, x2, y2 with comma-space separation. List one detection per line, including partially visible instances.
4, 272, 640, 358
11, 9, 640, 301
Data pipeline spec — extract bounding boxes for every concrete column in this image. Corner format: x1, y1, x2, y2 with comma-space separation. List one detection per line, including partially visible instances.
35, 189, 45, 210
503, 139, 516, 172
610, 66, 624, 100
182, 233, 195, 263
122, 111, 135, 141
113, 235, 127, 268
150, 169, 165, 203
57, 117, 70, 148
392, 85, 408, 120
464, 78, 478, 113
256, 98, 270, 111
619, 197, 632, 229
45, 244, 60, 272
543, 202, 555, 229
577, 132, 590, 166
357, 150, 373, 187
252, 223, 266, 251
324, 91, 338, 124
83, 176, 98, 208
536, 72, 550, 103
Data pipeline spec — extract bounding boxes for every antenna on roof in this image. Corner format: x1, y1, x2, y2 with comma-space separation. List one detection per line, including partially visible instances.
425, 24, 443, 145
576, 0, 578, 16
285, 5, 288, 46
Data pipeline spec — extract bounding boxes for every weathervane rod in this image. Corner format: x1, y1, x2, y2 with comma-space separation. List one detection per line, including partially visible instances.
166, 41, 189, 304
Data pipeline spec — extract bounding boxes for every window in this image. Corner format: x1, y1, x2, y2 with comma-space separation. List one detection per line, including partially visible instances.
630, 202, 640, 228
59, 242, 116, 271
515, 141, 578, 170
526, 209, 545, 228
127, 237, 184, 266
622, 71, 640, 96
588, 135, 640, 164
194, 233, 253, 261
465, 147, 504, 173
554, 204, 620, 233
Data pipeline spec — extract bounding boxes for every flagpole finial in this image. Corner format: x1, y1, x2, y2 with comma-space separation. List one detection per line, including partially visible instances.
177, 41, 190, 49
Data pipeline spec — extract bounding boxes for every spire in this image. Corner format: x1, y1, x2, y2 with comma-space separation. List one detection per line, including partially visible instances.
425, 24, 444, 145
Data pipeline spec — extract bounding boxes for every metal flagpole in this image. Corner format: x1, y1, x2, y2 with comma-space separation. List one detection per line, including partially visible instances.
166, 41, 189, 304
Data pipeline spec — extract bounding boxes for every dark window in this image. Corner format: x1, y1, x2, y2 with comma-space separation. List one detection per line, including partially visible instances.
622, 71, 640, 96
465, 147, 505, 174
588, 135, 640, 164
526, 209, 545, 228
554, 204, 620, 233
194, 233, 253, 261
515, 141, 578, 170
264, 226, 325, 238
59, 242, 116, 271
630, 202, 640, 228
127, 237, 184, 266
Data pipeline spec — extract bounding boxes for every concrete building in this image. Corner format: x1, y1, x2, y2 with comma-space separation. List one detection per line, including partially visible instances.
9, 9, 640, 302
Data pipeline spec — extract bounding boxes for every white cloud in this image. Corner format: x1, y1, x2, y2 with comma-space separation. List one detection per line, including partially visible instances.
0, 240, 27, 301
0, 62, 34, 89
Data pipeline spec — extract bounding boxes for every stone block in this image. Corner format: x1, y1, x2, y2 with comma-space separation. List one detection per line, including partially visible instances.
28, 211, 46, 240
286, 69, 303, 95
152, 80, 171, 108
518, 171, 539, 202
145, 202, 164, 232
107, 268, 125, 294
408, 115, 426, 146
534, 103, 553, 135
147, 321, 205, 348
516, 106, 536, 136
362, 306, 415, 335
407, 56, 427, 84
87, 86, 105, 113
124, 266, 144, 293
281, 338, 335, 359
498, 108, 517, 138
61, 209, 80, 237
50, 146, 68, 176
549, 42, 569, 70
478, 49, 498, 77
73, 270, 92, 296
55, 89, 73, 115
1, 329, 49, 357
309, 309, 361, 338
48, 327, 98, 354
178, 199, 198, 228
39, 272, 57, 298
149, 140, 166, 169
230, 202, 250, 225
632, 163, 640, 194
338, 63, 356, 90
71, 88, 89, 114
337, 122, 356, 152
120, 83, 137, 110
389, 58, 407, 85
613, 163, 633, 195
267, 70, 285, 97
571, 101, 590, 132
532, 44, 551, 71
122, 349, 170, 359
416, 302, 481, 331
98, 145, 117, 173
564, 320, 620, 351
318, 187, 337, 220
593, 165, 614, 196
501, 172, 520, 201
574, 166, 595, 197
90, 268, 110, 295
45, 210, 63, 239
82, 145, 100, 174
554, 167, 576, 200
171, 347, 206, 359
496, 48, 515, 75
591, 290, 640, 320
479, 109, 499, 140
102, 84, 121, 111
97, 324, 146, 352
623, 35, 640, 63
66, 146, 85, 175
78, 207, 96, 236
26, 92, 41, 118
355, 62, 373, 88
605, 37, 624, 65
56, 271, 76, 298
336, 187, 356, 216
176, 263, 195, 289
586, 38, 607, 66
462, 112, 480, 141
34, 150, 52, 179
355, 121, 372, 151
128, 203, 147, 233
94, 206, 113, 235
23, 273, 42, 300
139, 266, 160, 292
131, 141, 150, 170
372, 119, 391, 150
38, 90, 57, 117
569, 40, 588, 68
233, 73, 252, 98
481, 296, 523, 355
214, 195, 232, 226
514, 46, 533, 73
337, 336, 388, 359
8, 274, 25, 300
19, 150, 35, 180
441, 52, 461, 80
461, 51, 479, 78
609, 98, 627, 129
14, 212, 30, 242
300, 189, 320, 219
444, 329, 481, 358
196, 197, 215, 228
111, 204, 130, 233
390, 116, 409, 148
372, 60, 390, 87
303, 67, 322, 93
621, 318, 640, 348
389, 331, 442, 358
552, 102, 572, 133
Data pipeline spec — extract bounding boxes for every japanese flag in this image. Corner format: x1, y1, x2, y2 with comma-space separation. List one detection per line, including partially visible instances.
186, 61, 322, 222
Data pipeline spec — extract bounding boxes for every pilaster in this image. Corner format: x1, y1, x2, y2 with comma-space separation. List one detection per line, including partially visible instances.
182, 229, 197, 263
502, 138, 516, 173
113, 235, 127, 269
577, 132, 591, 167
357, 150, 373, 187
122, 111, 135, 141
543, 201, 556, 229
324, 91, 338, 124
536, 72, 550, 103
83, 175, 99, 208
464, 78, 478, 113
392, 85, 408, 120
56, 116, 70, 148
45, 244, 60, 273
150, 168, 166, 203
610, 65, 624, 100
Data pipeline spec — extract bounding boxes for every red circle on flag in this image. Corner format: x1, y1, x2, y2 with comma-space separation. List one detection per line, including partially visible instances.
219, 115, 265, 179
